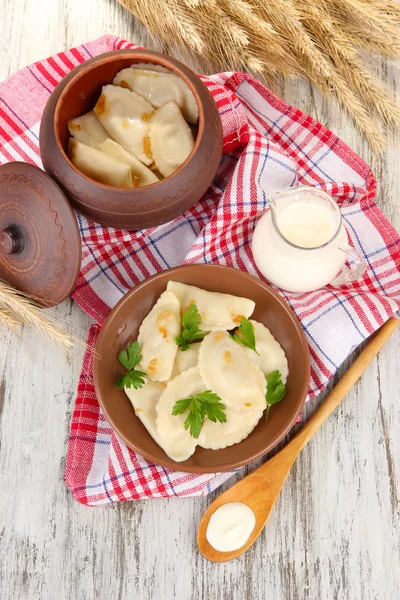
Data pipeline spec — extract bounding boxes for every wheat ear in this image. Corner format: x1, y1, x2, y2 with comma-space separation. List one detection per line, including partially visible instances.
0, 280, 76, 351
253, 0, 387, 151
300, 1, 400, 130
323, 0, 400, 57
0, 307, 21, 330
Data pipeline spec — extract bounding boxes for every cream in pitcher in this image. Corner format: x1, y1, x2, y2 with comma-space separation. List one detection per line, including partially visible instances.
251, 186, 366, 293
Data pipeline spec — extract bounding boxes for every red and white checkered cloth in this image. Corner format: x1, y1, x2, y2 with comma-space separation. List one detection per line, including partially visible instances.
1, 36, 399, 505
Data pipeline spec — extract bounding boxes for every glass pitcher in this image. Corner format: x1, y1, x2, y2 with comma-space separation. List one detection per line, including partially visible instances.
251, 186, 366, 293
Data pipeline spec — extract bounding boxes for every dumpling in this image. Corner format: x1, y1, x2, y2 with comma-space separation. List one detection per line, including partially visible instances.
156, 366, 202, 462
198, 407, 263, 450
167, 281, 255, 332
67, 110, 108, 150
114, 68, 184, 109
132, 62, 172, 74
123, 64, 198, 124
171, 344, 200, 378
93, 84, 155, 165
101, 138, 159, 187
243, 320, 289, 383
198, 331, 266, 412
149, 101, 194, 177
137, 290, 180, 382
113, 67, 199, 124
124, 380, 166, 446
68, 139, 134, 188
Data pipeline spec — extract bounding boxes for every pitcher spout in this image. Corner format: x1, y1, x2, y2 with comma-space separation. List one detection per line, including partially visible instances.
268, 187, 304, 227
267, 191, 284, 226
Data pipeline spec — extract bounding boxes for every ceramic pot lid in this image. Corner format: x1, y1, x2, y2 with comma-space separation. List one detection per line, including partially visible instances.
0, 162, 81, 307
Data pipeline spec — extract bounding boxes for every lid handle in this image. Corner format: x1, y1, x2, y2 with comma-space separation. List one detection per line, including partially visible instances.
0, 226, 24, 255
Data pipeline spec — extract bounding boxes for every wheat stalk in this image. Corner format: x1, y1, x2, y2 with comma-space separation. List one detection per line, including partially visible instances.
166, 0, 207, 54
220, 0, 296, 76
0, 280, 77, 352
299, 1, 400, 129
117, 0, 400, 153
253, 0, 388, 150
322, 0, 400, 57
331, 0, 400, 38
0, 307, 21, 330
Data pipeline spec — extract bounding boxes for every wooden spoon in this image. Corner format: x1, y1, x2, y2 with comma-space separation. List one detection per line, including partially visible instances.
198, 317, 399, 562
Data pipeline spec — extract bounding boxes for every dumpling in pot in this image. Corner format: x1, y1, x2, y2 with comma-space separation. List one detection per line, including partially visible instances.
94, 84, 155, 165
101, 138, 159, 187
243, 320, 289, 383
198, 406, 263, 450
156, 366, 202, 462
167, 281, 255, 332
132, 62, 172, 74
68, 139, 134, 188
114, 67, 199, 124
124, 380, 166, 446
114, 68, 184, 108
171, 344, 200, 379
198, 331, 266, 412
137, 290, 180, 382
67, 110, 108, 150
149, 101, 194, 177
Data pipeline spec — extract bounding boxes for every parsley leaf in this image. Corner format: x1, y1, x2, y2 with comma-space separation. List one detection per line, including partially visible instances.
115, 369, 147, 390
118, 341, 142, 371
171, 397, 193, 415
232, 317, 259, 354
265, 370, 286, 422
171, 391, 227, 438
175, 302, 206, 351
115, 341, 147, 390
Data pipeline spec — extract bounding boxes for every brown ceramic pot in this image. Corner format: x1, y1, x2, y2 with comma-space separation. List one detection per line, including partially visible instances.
93, 265, 310, 474
39, 50, 223, 230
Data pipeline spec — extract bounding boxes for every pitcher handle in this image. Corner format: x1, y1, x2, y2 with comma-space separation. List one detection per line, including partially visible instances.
330, 243, 367, 286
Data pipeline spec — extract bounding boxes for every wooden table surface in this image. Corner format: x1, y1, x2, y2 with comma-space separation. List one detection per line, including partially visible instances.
0, 1, 399, 599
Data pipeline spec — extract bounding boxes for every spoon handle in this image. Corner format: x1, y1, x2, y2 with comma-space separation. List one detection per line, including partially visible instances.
257, 317, 399, 475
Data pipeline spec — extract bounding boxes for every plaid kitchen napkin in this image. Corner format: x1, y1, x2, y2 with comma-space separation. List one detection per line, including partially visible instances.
1, 36, 399, 505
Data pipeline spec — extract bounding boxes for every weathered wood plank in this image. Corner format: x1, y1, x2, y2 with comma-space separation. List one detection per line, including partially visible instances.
0, 1, 399, 599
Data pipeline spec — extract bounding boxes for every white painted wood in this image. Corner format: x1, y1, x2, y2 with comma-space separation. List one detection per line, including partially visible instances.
0, 1, 399, 598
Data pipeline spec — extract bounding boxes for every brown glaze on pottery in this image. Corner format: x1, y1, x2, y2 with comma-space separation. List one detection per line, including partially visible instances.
0, 162, 81, 306
93, 265, 310, 473
39, 50, 223, 230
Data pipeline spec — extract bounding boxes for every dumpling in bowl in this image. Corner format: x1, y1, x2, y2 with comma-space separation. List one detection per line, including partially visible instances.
94, 84, 155, 165
171, 344, 200, 379
167, 281, 255, 331
124, 380, 166, 447
156, 366, 202, 462
68, 139, 135, 188
243, 320, 289, 383
138, 290, 180, 382
68, 110, 108, 150
198, 406, 263, 450
101, 138, 159, 187
198, 331, 266, 412
148, 101, 194, 177
113, 67, 199, 124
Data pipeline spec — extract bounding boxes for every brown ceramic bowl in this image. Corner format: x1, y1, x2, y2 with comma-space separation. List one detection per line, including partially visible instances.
93, 265, 310, 473
39, 50, 223, 230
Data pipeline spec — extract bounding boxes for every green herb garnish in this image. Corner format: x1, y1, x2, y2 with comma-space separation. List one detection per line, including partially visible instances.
175, 302, 206, 351
115, 341, 147, 390
171, 391, 227, 438
231, 317, 259, 354
265, 370, 286, 422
